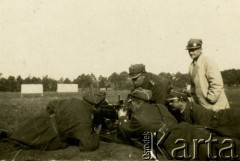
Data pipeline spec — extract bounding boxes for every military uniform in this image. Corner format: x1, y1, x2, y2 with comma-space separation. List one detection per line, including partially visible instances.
140, 73, 172, 104
119, 89, 240, 160
119, 103, 178, 140
118, 88, 177, 140
10, 97, 100, 151
129, 64, 172, 104
181, 100, 240, 139
118, 100, 217, 160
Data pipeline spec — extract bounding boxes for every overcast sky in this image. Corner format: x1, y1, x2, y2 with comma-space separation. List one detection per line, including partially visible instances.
1, 0, 240, 80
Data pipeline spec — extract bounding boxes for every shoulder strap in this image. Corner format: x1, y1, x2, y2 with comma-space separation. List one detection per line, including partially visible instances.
155, 104, 166, 124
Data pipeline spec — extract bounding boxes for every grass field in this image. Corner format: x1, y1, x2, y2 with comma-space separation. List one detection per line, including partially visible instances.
0, 90, 148, 160
0, 88, 239, 160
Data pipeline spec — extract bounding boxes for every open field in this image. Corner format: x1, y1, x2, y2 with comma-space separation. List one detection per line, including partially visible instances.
0, 90, 149, 161
0, 88, 240, 160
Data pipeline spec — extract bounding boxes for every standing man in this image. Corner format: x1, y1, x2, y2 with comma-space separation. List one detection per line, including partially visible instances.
186, 38, 229, 111
128, 64, 172, 105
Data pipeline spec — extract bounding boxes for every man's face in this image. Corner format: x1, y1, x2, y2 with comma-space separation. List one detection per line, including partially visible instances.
188, 48, 202, 59
169, 99, 182, 111
131, 75, 145, 88
130, 100, 141, 113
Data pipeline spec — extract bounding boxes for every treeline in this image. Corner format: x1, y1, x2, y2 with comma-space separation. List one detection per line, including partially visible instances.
0, 69, 239, 92
221, 69, 240, 87
0, 72, 132, 92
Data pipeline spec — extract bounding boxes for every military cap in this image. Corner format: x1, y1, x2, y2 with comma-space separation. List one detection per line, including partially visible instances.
186, 39, 202, 50
128, 64, 146, 79
166, 90, 188, 102
130, 88, 152, 101
83, 90, 106, 105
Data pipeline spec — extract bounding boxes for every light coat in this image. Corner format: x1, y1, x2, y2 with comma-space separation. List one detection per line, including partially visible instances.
189, 54, 229, 111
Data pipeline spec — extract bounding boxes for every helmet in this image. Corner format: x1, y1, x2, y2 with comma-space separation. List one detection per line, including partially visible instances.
186, 39, 202, 50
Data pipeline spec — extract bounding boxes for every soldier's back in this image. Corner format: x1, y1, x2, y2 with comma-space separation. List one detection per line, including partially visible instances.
140, 72, 171, 104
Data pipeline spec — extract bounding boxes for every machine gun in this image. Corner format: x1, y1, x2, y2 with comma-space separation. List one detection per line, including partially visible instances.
99, 95, 124, 130
93, 95, 130, 143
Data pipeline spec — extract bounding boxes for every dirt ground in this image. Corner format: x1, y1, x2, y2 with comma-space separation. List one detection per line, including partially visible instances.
0, 141, 145, 160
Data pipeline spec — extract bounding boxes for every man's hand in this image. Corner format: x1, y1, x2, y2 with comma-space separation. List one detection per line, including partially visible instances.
95, 124, 102, 135
118, 108, 127, 118
183, 86, 193, 96
206, 94, 217, 104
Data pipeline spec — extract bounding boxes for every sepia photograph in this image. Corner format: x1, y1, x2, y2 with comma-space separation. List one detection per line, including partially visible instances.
1, 0, 240, 160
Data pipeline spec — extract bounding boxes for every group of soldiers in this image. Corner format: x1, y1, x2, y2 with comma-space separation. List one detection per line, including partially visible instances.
1, 38, 240, 160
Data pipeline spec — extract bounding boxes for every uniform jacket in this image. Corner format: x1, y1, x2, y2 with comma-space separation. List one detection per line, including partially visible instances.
10, 98, 100, 151
137, 73, 172, 105
182, 101, 240, 139
118, 103, 178, 140
189, 54, 229, 111
181, 101, 215, 127
118, 103, 218, 160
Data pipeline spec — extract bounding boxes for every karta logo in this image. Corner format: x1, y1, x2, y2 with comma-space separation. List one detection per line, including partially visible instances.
142, 132, 239, 160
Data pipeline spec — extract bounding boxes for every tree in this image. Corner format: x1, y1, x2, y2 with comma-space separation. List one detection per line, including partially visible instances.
31, 77, 41, 84
63, 78, 72, 83
58, 77, 64, 83
0, 77, 7, 91
108, 72, 120, 90
118, 71, 132, 90
171, 72, 190, 88
90, 73, 98, 88
42, 75, 57, 91
98, 75, 107, 88
16, 75, 23, 92
221, 69, 240, 86
73, 74, 93, 91
23, 76, 33, 84
6, 76, 17, 92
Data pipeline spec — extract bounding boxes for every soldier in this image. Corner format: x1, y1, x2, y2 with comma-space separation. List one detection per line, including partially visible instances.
118, 88, 178, 142
186, 39, 229, 111
117, 88, 217, 160
166, 91, 240, 139
128, 64, 172, 105
5, 91, 105, 151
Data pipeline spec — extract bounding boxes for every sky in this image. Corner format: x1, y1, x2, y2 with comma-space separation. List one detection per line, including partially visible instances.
1, 0, 240, 80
